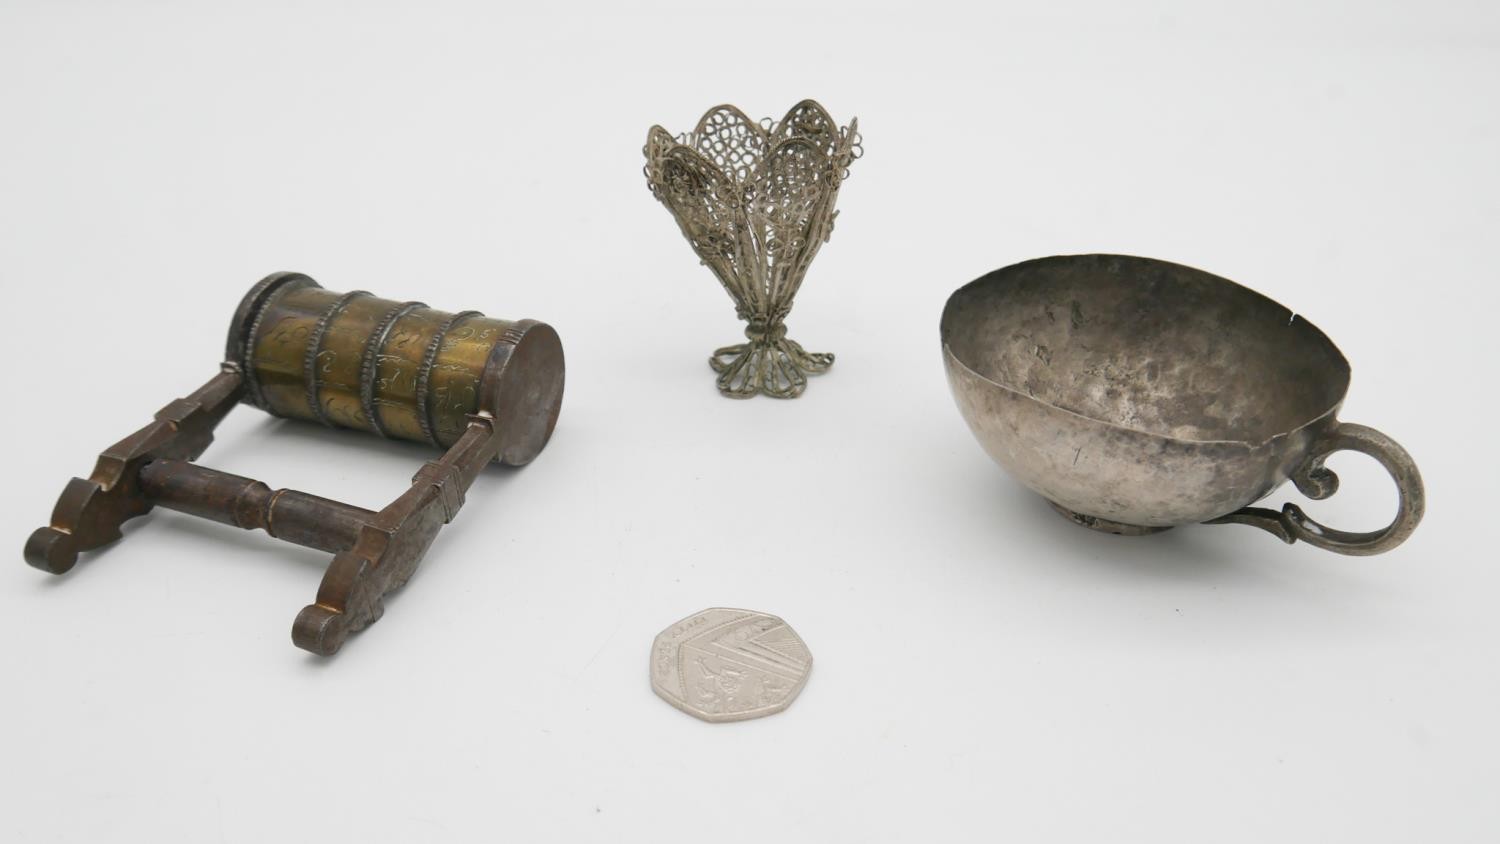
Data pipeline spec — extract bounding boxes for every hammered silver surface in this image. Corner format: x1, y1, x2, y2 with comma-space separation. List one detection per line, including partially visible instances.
649, 608, 812, 723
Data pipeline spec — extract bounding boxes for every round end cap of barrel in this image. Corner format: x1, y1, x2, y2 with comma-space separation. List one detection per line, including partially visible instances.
480, 319, 565, 466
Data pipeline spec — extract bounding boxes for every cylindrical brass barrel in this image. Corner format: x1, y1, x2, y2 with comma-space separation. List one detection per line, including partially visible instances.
227, 272, 565, 466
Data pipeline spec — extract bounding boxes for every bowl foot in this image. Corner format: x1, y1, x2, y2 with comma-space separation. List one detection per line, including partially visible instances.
1046, 500, 1172, 536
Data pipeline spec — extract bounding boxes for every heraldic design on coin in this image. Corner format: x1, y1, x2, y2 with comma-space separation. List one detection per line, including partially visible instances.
650, 608, 813, 723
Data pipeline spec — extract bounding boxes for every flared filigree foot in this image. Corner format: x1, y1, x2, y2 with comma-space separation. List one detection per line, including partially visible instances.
710, 322, 833, 399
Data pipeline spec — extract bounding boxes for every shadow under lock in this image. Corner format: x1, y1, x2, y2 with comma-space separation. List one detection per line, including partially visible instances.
25, 271, 565, 655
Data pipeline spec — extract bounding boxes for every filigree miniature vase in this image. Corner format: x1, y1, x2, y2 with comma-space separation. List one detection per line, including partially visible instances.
644, 100, 862, 398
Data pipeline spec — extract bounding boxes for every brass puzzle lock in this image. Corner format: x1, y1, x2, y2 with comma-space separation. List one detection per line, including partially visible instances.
25, 272, 566, 655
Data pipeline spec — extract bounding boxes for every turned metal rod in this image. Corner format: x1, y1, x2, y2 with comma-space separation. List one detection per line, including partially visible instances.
137, 459, 373, 554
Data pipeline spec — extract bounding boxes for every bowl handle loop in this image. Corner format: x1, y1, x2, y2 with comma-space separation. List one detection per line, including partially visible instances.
1207, 422, 1425, 556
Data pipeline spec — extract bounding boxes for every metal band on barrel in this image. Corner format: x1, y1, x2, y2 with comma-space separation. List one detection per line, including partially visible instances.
416, 310, 482, 447
304, 290, 372, 426
242, 275, 313, 413
359, 301, 426, 438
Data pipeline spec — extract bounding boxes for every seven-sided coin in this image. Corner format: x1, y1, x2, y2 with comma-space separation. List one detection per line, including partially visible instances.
649, 608, 812, 723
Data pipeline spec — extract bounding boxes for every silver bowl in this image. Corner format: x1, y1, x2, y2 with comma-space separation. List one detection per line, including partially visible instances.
940, 254, 1423, 555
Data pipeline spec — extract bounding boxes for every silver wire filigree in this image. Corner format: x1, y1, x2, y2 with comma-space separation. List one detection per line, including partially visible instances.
644, 100, 862, 398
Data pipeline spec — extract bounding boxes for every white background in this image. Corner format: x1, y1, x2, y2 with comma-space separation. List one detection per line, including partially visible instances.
1, 2, 1496, 841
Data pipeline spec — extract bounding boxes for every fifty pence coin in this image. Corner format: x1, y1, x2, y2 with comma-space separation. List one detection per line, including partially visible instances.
649, 608, 813, 723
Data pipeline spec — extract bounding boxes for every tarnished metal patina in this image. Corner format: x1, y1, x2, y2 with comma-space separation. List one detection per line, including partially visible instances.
26, 272, 565, 653
644, 100, 862, 398
941, 254, 1424, 555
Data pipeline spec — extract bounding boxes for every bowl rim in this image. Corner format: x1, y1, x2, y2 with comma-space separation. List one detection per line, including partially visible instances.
940, 254, 1352, 450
